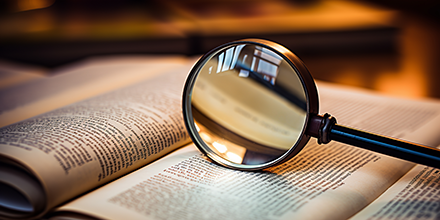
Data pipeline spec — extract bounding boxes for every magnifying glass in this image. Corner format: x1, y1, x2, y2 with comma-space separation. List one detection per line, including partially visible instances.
182, 38, 440, 170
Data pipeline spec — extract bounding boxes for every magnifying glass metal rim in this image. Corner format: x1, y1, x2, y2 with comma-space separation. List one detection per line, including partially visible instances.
182, 38, 320, 170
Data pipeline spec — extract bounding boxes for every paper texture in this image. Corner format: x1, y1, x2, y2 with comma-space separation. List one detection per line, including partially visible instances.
0, 61, 193, 219
0, 56, 189, 127
350, 164, 440, 220
52, 82, 440, 220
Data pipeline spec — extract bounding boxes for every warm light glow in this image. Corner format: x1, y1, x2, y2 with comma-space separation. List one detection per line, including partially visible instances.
194, 123, 200, 132
199, 132, 212, 143
375, 71, 427, 98
212, 142, 227, 153
16, 0, 55, 12
226, 152, 243, 163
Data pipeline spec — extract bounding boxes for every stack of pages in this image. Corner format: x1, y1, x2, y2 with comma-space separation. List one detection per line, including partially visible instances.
0, 56, 439, 220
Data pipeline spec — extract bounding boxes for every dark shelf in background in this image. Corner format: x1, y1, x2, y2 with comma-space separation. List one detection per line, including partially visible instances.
0, 27, 398, 68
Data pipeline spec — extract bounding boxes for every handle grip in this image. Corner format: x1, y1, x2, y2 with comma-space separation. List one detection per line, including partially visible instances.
330, 124, 440, 168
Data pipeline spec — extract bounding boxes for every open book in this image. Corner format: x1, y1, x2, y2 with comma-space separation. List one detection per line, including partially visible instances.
0, 56, 439, 220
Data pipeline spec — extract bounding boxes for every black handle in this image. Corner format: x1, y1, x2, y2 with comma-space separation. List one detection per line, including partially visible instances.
330, 124, 440, 168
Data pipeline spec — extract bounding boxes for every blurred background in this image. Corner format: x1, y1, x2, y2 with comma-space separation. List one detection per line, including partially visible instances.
0, 0, 439, 99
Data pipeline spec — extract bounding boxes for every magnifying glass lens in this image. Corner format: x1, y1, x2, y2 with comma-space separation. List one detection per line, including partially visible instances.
184, 39, 440, 171
188, 42, 310, 169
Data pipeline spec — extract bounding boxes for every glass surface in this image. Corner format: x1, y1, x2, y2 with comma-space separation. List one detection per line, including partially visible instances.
191, 43, 307, 166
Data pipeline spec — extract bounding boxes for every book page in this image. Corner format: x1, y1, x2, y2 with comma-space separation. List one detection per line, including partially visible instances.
0, 55, 189, 127
52, 82, 440, 220
349, 164, 440, 220
49, 145, 200, 220
0, 60, 47, 90
0, 64, 193, 219
317, 81, 440, 146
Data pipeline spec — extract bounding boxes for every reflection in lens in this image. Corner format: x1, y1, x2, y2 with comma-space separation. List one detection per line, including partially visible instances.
191, 43, 307, 166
